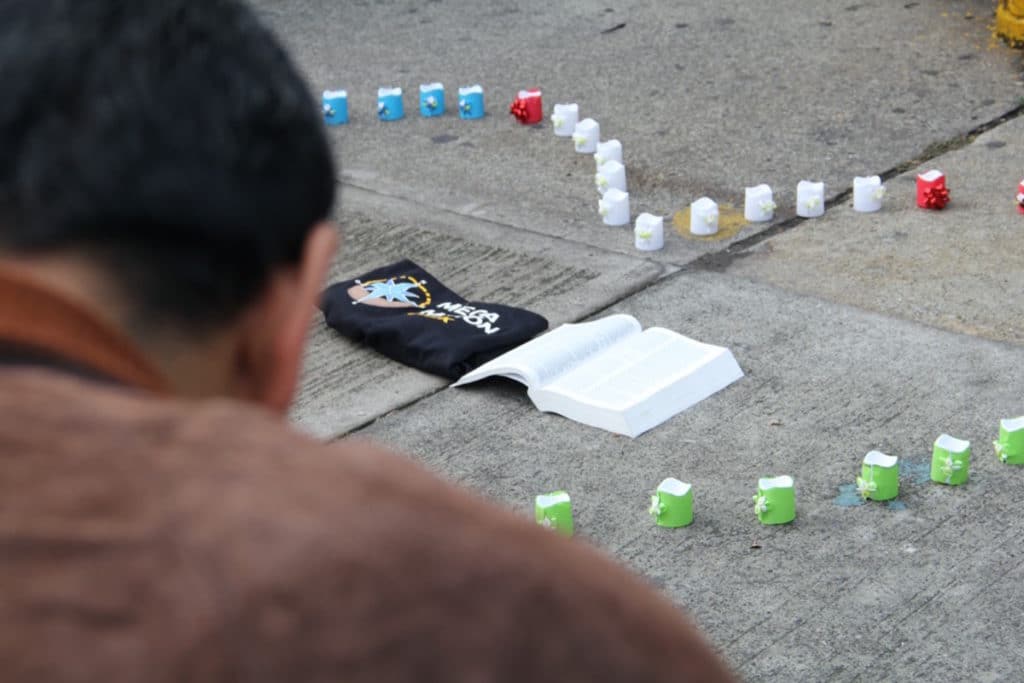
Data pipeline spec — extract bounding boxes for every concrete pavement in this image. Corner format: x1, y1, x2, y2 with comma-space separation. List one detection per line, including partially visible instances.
252, 0, 1024, 678
260, 0, 1022, 262
358, 270, 1024, 681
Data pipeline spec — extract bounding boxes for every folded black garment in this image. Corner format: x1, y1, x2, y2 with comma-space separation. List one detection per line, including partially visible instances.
321, 259, 549, 380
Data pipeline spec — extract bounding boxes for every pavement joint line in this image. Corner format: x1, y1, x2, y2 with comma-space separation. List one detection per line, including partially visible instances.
338, 178, 674, 267
683, 102, 1024, 275
629, 261, 1024, 353
328, 100, 1024, 441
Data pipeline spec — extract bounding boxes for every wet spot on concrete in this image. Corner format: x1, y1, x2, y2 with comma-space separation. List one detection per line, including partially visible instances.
845, 4, 862, 11
922, 69, 940, 77
986, 140, 1007, 149
675, 22, 689, 29
431, 134, 459, 144
980, 98, 996, 107
892, 107, 907, 114
904, 1, 919, 8
900, 459, 932, 485
820, 20, 833, 28
959, 53, 977, 60
717, 17, 735, 27
834, 484, 866, 508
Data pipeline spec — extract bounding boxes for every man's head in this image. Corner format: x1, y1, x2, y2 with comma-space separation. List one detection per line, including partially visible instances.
0, 0, 338, 411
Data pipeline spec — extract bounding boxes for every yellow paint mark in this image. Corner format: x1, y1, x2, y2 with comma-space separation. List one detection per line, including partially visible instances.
673, 204, 749, 241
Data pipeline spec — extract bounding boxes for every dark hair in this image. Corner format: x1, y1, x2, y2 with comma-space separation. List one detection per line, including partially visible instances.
0, 0, 335, 331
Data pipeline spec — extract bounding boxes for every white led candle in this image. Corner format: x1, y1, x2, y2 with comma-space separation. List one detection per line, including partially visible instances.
634, 213, 664, 251
690, 197, 719, 236
595, 160, 627, 195
594, 139, 623, 169
797, 181, 825, 218
550, 103, 579, 137
744, 184, 775, 222
853, 175, 885, 213
598, 188, 630, 226
573, 118, 600, 153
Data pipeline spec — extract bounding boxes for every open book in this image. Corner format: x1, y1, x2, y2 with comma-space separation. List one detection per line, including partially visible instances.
452, 314, 743, 437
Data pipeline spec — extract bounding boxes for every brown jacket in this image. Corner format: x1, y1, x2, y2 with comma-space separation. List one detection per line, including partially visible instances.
0, 271, 734, 682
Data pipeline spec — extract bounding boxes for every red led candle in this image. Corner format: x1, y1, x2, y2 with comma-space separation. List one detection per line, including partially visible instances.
509, 88, 543, 125
916, 169, 949, 210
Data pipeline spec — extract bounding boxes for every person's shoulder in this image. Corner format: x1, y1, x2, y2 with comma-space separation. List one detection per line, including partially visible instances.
0, 366, 435, 530
0, 370, 736, 680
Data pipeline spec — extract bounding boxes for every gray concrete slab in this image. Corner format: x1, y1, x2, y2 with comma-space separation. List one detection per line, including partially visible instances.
292, 185, 666, 438
723, 114, 1024, 347
354, 271, 1024, 680
259, 0, 1024, 677
254, 0, 1023, 264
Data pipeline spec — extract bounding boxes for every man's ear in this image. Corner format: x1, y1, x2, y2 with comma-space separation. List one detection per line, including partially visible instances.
240, 222, 339, 414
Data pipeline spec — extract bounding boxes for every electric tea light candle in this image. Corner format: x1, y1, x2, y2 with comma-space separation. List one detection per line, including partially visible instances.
931, 434, 971, 485
797, 180, 825, 218
598, 188, 630, 226
690, 197, 719, 236
595, 160, 627, 195
634, 213, 664, 251
509, 88, 542, 124
857, 451, 899, 501
458, 85, 485, 120
551, 103, 579, 136
994, 416, 1024, 465
754, 476, 796, 526
535, 491, 573, 537
322, 90, 349, 126
419, 82, 445, 117
916, 169, 949, 209
594, 139, 623, 169
573, 118, 600, 153
377, 87, 404, 121
744, 184, 775, 222
853, 175, 886, 213
649, 478, 693, 528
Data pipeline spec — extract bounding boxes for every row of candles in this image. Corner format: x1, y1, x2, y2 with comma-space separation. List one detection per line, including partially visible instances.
536, 417, 1024, 534
321, 83, 1024, 242
321, 84, 486, 124
545, 96, 969, 251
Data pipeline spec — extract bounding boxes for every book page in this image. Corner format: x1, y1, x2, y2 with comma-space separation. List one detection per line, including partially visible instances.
452, 314, 641, 388
541, 328, 725, 409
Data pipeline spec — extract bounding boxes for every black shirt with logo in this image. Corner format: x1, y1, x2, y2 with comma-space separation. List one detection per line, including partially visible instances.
321, 260, 548, 380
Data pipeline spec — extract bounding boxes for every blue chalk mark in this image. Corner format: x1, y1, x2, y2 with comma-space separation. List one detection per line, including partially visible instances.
899, 459, 932, 485
834, 484, 866, 508
886, 500, 908, 511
